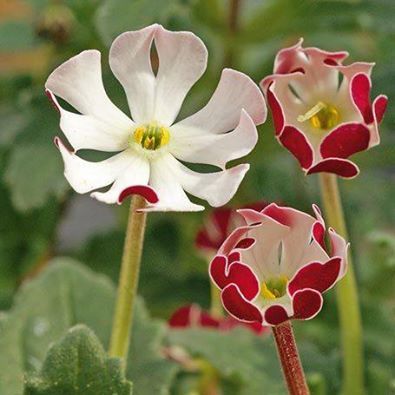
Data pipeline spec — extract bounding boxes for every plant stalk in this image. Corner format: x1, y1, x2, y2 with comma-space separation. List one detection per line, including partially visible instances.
109, 195, 147, 367
319, 173, 365, 395
272, 321, 310, 395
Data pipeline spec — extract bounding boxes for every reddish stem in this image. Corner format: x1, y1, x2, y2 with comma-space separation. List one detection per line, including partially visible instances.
272, 321, 310, 395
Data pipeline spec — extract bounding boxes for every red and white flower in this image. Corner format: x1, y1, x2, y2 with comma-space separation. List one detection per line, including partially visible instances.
261, 40, 388, 178
169, 304, 266, 335
46, 24, 266, 211
209, 203, 348, 326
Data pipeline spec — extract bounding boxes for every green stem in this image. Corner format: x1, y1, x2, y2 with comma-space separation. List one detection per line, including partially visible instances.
319, 173, 365, 395
109, 195, 147, 367
272, 321, 310, 395
209, 280, 223, 319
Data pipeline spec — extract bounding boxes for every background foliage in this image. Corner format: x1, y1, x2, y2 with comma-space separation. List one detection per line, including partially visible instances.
0, 0, 394, 393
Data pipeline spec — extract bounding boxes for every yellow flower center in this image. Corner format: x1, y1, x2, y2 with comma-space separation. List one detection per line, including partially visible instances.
131, 122, 170, 150
260, 275, 288, 300
297, 102, 340, 132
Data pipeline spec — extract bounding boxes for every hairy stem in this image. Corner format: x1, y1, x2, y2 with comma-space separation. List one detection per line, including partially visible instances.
319, 173, 365, 395
272, 321, 310, 395
109, 196, 147, 367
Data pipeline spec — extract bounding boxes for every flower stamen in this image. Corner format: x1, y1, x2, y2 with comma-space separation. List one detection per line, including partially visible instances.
261, 275, 288, 300
297, 101, 340, 131
132, 122, 170, 150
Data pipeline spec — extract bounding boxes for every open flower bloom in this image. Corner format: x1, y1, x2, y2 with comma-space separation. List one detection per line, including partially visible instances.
46, 24, 266, 211
195, 202, 268, 255
209, 203, 348, 326
261, 40, 388, 178
169, 304, 266, 335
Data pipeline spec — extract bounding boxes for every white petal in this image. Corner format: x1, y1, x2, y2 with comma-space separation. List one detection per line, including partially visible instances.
175, 68, 266, 134
47, 91, 130, 152
145, 154, 203, 212
46, 50, 132, 151
241, 214, 289, 280
152, 25, 208, 126
169, 109, 258, 169
170, 156, 250, 207
91, 154, 150, 204
109, 25, 157, 124
55, 138, 133, 194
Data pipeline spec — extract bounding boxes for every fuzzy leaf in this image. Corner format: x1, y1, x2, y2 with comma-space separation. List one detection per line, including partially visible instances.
24, 325, 132, 395
0, 259, 177, 395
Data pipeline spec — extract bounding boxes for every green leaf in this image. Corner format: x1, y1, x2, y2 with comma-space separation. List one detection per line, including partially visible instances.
4, 143, 68, 212
166, 327, 285, 394
0, 259, 177, 395
24, 325, 132, 395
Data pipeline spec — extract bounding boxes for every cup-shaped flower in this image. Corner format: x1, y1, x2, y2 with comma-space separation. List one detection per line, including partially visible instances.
46, 24, 266, 211
169, 304, 266, 335
261, 40, 388, 178
209, 203, 348, 326
195, 202, 268, 255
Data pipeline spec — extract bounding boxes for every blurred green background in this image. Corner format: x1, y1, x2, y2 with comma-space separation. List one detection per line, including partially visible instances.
0, 0, 394, 394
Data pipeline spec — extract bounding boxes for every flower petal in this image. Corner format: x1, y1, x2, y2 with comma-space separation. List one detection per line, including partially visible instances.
55, 137, 132, 194
144, 154, 204, 212
46, 50, 132, 150
91, 154, 150, 204
46, 90, 131, 152
175, 159, 250, 207
307, 158, 359, 178
351, 73, 374, 124
279, 125, 314, 169
176, 68, 266, 135
263, 305, 290, 326
152, 25, 208, 125
169, 109, 258, 169
109, 25, 157, 124
221, 284, 263, 323
320, 122, 370, 159
288, 258, 342, 296
292, 289, 323, 320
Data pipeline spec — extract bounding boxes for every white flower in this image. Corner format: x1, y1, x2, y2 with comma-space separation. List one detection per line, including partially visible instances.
46, 24, 266, 211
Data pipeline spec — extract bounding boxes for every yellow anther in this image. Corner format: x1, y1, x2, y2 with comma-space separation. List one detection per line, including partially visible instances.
131, 122, 170, 150
298, 101, 340, 131
260, 275, 288, 300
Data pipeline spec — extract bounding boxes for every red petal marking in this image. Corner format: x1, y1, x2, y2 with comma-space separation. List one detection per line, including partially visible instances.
267, 86, 285, 135
288, 258, 342, 296
279, 126, 313, 169
199, 311, 222, 328
210, 256, 259, 300
292, 289, 323, 320
264, 305, 289, 325
118, 185, 159, 204
221, 284, 263, 323
351, 73, 374, 124
168, 305, 193, 327
228, 251, 241, 263
209, 255, 228, 288
245, 201, 269, 212
312, 222, 326, 249
235, 237, 255, 249
226, 262, 259, 300
324, 58, 339, 66
168, 304, 220, 328
307, 158, 359, 178
320, 123, 370, 159
263, 203, 290, 226
195, 229, 216, 251
373, 94, 388, 124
